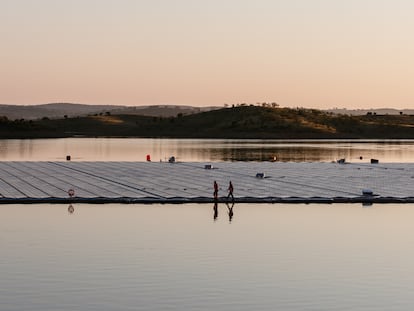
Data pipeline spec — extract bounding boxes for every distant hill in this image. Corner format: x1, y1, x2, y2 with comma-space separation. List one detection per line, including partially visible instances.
3, 103, 413, 120
0, 103, 119, 120
109, 105, 218, 117
0, 103, 220, 120
325, 108, 414, 115
2, 105, 414, 139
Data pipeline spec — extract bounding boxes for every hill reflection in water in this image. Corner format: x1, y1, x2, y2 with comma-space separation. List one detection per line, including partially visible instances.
1, 138, 414, 162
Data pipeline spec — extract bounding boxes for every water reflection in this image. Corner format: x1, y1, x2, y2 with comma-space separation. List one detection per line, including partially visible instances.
67, 204, 75, 214
4, 203, 414, 311
212, 202, 236, 223
213, 202, 218, 221
1, 138, 414, 162
226, 202, 235, 223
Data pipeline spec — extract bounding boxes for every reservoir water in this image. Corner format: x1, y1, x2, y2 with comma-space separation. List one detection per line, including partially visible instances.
1, 138, 414, 162
1, 139, 414, 310
2, 203, 414, 310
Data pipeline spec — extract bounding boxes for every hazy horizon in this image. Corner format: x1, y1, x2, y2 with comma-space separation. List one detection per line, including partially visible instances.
1, 102, 414, 112
2, 0, 414, 110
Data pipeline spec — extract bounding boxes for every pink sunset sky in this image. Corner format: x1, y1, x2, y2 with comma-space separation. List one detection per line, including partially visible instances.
1, 0, 414, 109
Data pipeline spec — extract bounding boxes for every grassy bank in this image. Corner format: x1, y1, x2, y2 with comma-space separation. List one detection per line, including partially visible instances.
1, 106, 414, 139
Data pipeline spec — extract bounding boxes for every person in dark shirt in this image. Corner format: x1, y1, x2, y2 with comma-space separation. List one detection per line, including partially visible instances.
227, 181, 234, 202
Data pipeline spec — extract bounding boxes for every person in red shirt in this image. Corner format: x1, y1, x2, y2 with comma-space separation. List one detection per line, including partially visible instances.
213, 181, 218, 200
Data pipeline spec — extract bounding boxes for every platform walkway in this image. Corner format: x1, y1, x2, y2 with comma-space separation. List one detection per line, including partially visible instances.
0, 161, 413, 204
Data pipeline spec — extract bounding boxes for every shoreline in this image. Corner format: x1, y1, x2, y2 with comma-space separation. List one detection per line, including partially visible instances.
1, 196, 414, 204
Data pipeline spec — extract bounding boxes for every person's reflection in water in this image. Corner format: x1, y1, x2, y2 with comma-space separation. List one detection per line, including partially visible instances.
226, 202, 234, 223
68, 204, 75, 214
213, 201, 218, 221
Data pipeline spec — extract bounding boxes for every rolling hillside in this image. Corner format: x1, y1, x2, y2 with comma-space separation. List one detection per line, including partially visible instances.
2, 105, 414, 139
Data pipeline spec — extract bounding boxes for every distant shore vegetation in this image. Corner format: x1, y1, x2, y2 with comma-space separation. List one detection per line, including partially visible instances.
1, 105, 414, 139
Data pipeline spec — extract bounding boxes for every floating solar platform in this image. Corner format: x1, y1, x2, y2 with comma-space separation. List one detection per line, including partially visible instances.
0, 161, 413, 204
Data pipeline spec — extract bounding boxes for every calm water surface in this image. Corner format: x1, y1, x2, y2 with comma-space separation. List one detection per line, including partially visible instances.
1, 138, 414, 162
1, 203, 414, 310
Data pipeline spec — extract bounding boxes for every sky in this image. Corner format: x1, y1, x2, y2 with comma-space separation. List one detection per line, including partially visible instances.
1, 0, 414, 109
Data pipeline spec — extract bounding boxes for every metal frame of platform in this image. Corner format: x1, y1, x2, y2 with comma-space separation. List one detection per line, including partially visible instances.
0, 161, 413, 204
